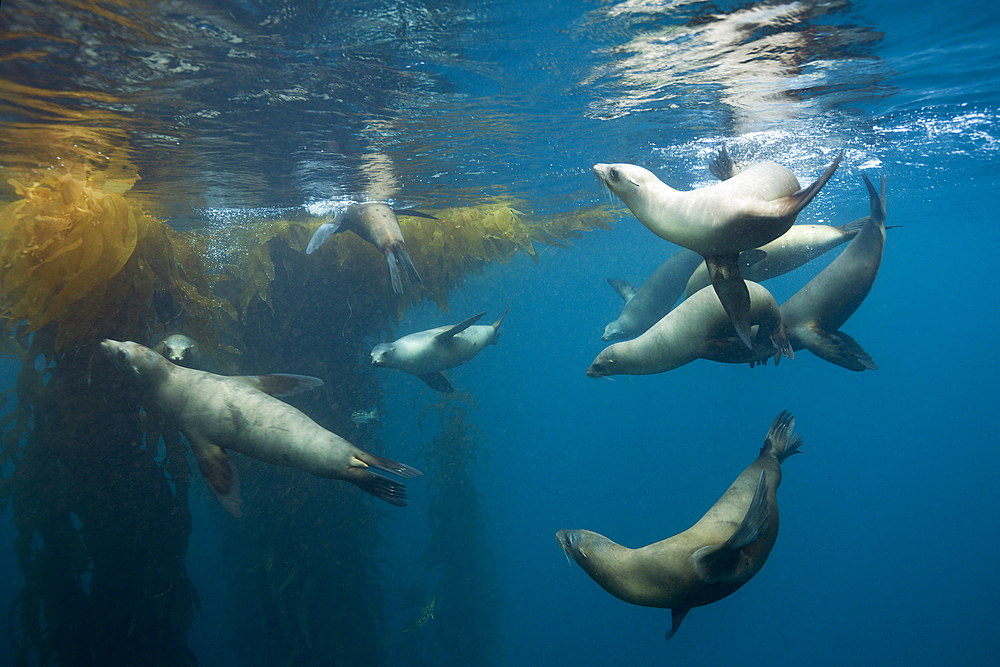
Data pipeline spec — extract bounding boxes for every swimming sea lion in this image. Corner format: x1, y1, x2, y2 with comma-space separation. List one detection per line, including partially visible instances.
556, 411, 802, 640
101, 340, 421, 515
306, 202, 434, 294
371, 303, 509, 392
586, 281, 792, 378
593, 150, 842, 348
777, 174, 887, 371
153, 333, 202, 369
602, 248, 703, 341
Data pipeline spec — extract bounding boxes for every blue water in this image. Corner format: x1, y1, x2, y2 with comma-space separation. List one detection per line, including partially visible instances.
2, 0, 999, 665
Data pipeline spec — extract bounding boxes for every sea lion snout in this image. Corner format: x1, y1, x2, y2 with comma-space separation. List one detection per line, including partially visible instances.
370, 344, 393, 366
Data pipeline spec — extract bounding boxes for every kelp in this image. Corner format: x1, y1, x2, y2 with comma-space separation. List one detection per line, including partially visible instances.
413, 391, 501, 667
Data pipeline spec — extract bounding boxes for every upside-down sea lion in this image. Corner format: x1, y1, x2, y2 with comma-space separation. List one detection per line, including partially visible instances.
586, 280, 792, 378
371, 303, 509, 392
101, 340, 421, 515
593, 150, 842, 348
777, 173, 887, 371
305, 202, 434, 294
556, 411, 802, 639
602, 248, 703, 341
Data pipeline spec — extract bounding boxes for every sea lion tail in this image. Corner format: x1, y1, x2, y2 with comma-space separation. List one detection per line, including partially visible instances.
385, 242, 423, 294
761, 410, 803, 463
783, 150, 844, 216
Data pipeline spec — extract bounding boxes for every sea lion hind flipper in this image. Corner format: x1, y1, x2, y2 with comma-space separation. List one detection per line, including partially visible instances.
705, 255, 753, 349
666, 607, 691, 640
234, 373, 324, 397
762, 411, 802, 462
434, 312, 486, 341
782, 150, 844, 216
190, 440, 243, 518
385, 249, 403, 294
305, 220, 344, 255
393, 243, 423, 286
804, 327, 877, 371
692, 470, 770, 582
708, 145, 741, 181
607, 278, 639, 303
739, 248, 767, 269
355, 450, 423, 479
417, 371, 454, 393
861, 172, 887, 224
352, 470, 409, 507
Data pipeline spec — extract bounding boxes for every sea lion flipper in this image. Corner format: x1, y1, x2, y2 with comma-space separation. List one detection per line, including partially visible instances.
394, 208, 437, 220
708, 146, 742, 181
692, 470, 770, 583
781, 150, 844, 217
418, 372, 454, 393
861, 172, 887, 224
434, 312, 486, 341
705, 255, 753, 349
234, 373, 324, 398
305, 220, 344, 255
803, 326, 877, 371
666, 607, 690, 640
346, 451, 424, 507
356, 450, 423, 480
393, 243, 423, 286
190, 440, 243, 518
385, 250, 403, 294
739, 248, 767, 269
607, 278, 639, 303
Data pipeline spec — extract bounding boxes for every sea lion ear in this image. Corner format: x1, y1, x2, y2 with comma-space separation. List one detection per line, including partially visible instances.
629, 178, 639, 187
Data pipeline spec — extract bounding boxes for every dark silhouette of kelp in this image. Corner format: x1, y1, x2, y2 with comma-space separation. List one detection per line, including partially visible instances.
412, 391, 501, 667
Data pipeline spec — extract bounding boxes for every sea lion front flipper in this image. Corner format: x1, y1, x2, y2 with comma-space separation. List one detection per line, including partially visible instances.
190, 440, 243, 518
394, 208, 437, 220
800, 326, 877, 371
418, 372, 454, 393
305, 219, 345, 255
692, 470, 770, 583
433, 312, 487, 341
233, 373, 325, 397
666, 607, 691, 640
607, 278, 639, 303
705, 255, 753, 349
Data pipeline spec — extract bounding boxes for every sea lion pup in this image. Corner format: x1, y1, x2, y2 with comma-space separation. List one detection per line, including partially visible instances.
305, 202, 435, 294
602, 248, 703, 341
593, 149, 843, 349
150, 288, 203, 369
557, 411, 803, 640
777, 173, 887, 371
586, 281, 792, 378
100, 340, 421, 515
371, 303, 510, 393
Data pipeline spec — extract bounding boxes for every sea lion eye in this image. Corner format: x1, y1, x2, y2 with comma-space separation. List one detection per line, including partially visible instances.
117, 350, 126, 361
609, 167, 619, 180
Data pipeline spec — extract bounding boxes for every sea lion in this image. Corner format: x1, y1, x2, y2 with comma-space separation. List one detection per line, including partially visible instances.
593, 149, 842, 348
586, 281, 792, 378
153, 333, 202, 369
556, 410, 802, 640
602, 248, 703, 341
371, 303, 509, 392
305, 202, 435, 294
777, 173, 887, 371
100, 340, 421, 516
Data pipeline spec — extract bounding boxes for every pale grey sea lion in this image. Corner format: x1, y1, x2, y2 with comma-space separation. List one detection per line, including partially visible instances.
586, 281, 792, 378
153, 333, 202, 370
593, 150, 842, 348
557, 411, 802, 640
602, 248, 704, 341
371, 304, 509, 392
305, 202, 434, 294
101, 340, 421, 516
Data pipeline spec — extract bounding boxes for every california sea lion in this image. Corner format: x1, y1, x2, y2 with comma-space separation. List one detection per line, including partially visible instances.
101, 340, 421, 515
777, 174, 887, 371
593, 150, 842, 348
586, 281, 792, 378
557, 411, 802, 639
153, 333, 202, 369
371, 303, 509, 392
602, 248, 703, 341
306, 202, 434, 294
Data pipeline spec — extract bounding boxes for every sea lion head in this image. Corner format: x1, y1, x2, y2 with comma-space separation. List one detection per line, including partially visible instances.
370, 343, 396, 367
101, 339, 170, 389
157, 333, 202, 369
585, 348, 618, 378
601, 321, 626, 342
556, 529, 619, 569
593, 163, 661, 212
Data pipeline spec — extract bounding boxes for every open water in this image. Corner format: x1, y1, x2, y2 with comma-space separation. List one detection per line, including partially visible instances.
1, 1, 998, 665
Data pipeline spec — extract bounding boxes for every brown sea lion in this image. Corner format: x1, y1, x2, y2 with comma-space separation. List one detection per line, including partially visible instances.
100, 340, 421, 516
557, 411, 802, 639
593, 150, 842, 348
305, 201, 434, 294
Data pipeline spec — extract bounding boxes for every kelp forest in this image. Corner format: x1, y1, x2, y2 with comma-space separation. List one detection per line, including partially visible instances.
0, 143, 614, 666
